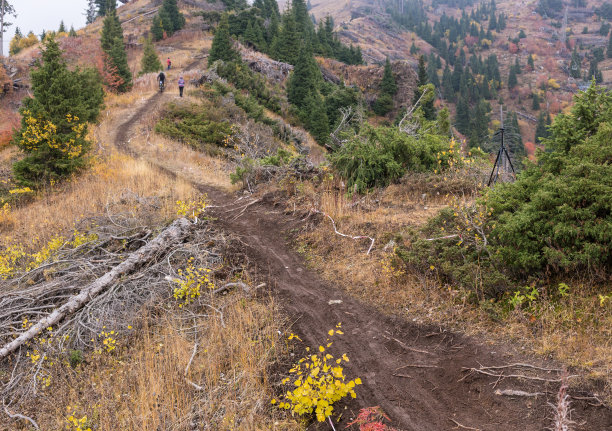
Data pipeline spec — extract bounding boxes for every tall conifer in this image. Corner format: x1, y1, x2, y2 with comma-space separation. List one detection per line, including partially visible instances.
209, 14, 240, 65
140, 37, 162, 74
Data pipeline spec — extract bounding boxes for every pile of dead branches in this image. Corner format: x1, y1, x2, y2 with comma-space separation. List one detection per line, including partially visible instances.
0, 192, 250, 421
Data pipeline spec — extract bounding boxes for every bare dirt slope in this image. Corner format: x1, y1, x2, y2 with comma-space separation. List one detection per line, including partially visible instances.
113, 85, 612, 431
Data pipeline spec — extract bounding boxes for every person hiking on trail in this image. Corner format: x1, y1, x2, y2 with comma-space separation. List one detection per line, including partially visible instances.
167, 57, 172, 70
178, 76, 185, 97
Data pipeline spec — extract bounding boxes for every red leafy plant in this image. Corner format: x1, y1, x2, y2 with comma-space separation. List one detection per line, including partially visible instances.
347, 406, 398, 431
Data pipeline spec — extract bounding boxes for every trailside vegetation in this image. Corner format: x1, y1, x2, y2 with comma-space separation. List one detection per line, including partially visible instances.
329, 111, 456, 194
401, 84, 612, 297
11, 38, 104, 187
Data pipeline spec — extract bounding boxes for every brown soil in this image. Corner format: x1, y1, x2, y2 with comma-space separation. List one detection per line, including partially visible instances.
114, 80, 612, 431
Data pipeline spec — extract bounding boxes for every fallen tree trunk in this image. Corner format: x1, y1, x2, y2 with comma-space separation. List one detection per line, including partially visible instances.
0, 218, 194, 360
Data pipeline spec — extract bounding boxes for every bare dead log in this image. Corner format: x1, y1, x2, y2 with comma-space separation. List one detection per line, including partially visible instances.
0, 218, 194, 360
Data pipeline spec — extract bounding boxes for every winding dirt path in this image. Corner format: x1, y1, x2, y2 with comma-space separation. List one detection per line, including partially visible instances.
113, 88, 612, 430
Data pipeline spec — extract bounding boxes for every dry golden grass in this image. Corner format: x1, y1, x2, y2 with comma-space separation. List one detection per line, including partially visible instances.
0, 151, 196, 251
6, 292, 300, 431
119, 89, 238, 192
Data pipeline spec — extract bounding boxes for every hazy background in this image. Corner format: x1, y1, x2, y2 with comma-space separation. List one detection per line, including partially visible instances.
2, 0, 89, 55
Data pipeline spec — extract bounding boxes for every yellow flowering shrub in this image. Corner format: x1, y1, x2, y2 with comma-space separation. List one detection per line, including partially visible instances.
19, 111, 86, 159
272, 324, 362, 423
65, 407, 92, 431
0, 230, 98, 278
97, 329, 117, 354
172, 258, 215, 306
175, 196, 207, 220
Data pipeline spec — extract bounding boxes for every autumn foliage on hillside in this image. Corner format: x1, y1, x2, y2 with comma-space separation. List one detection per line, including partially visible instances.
0, 110, 19, 149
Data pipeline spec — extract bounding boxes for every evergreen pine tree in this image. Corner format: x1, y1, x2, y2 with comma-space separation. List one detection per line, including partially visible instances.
468, 99, 490, 147
527, 53, 534, 70
514, 56, 521, 74
508, 66, 517, 89
532, 92, 540, 110
287, 46, 321, 110
151, 15, 164, 41
380, 58, 398, 96
305, 92, 330, 144
69, 26, 77, 37
271, 13, 301, 64
108, 36, 132, 92
413, 55, 436, 120
12, 37, 104, 186
437, 106, 451, 136
95, 0, 116, 17
292, 0, 313, 37
451, 61, 463, 92
100, 8, 122, 52
85, 0, 97, 24
534, 111, 549, 142
410, 41, 418, 54
506, 111, 525, 161
498, 12, 506, 30
442, 64, 454, 101
58, 21, 66, 33
266, 13, 279, 45
100, 10, 131, 93
570, 47, 581, 78
488, 12, 497, 31
208, 14, 241, 65
160, 0, 185, 34
608, 32, 612, 58
244, 20, 256, 45
588, 59, 603, 83
455, 95, 470, 135
140, 37, 162, 75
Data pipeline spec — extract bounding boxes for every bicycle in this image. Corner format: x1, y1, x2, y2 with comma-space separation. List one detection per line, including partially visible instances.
159, 79, 165, 93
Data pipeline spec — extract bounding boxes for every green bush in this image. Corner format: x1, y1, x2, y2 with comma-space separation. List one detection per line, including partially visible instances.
328, 125, 450, 194
399, 84, 612, 297
216, 60, 282, 113
154, 103, 233, 153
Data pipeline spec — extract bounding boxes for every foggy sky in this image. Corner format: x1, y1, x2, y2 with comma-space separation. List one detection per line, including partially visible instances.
2, 0, 89, 55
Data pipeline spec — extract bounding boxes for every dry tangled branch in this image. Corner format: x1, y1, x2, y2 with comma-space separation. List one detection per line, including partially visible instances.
0, 193, 252, 415
309, 208, 375, 254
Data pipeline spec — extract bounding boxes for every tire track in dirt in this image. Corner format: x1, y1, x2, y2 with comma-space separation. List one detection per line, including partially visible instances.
113, 90, 612, 431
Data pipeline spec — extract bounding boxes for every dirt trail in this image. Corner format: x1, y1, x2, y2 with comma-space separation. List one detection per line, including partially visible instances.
114, 87, 612, 430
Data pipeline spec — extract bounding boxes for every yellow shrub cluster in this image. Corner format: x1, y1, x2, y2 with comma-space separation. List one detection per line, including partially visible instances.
19, 111, 86, 159
273, 324, 362, 422
65, 408, 92, 431
97, 328, 117, 354
0, 230, 98, 279
9, 32, 39, 55
172, 258, 215, 307
175, 196, 207, 220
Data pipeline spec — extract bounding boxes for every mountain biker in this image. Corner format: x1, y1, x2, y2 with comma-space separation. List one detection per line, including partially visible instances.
178, 75, 185, 97
157, 71, 166, 92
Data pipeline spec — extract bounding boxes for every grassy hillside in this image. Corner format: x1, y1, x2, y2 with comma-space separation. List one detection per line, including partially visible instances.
0, 0, 610, 429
